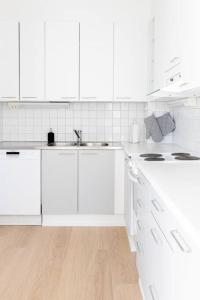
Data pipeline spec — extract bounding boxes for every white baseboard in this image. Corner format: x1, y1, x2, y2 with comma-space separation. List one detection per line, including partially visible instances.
139, 278, 146, 300
0, 215, 42, 225
42, 214, 125, 227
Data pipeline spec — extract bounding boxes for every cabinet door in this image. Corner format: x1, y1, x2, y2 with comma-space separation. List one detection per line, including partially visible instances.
114, 22, 148, 101
45, 22, 79, 101
180, 0, 200, 89
42, 150, 78, 214
139, 213, 175, 300
20, 22, 44, 101
80, 22, 113, 102
79, 150, 114, 214
0, 21, 19, 101
153, 0, 181, 90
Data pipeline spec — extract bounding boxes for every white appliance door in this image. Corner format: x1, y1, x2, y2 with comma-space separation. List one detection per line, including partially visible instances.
0, 150, 41, 215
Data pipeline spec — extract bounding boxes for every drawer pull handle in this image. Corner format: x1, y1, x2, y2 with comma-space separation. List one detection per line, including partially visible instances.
80, 153, 99, 156
151, 199, 164, 212
170, 56, 180, 64
150, 228, 161, 245
58, 153, 76, 156
116, 97, 132, 100
137, 177, 144, 185
61, 97, 76, 99
21, 97, 38, 99
81, 97, 97, 100
170, 230, 191, 253
137, 198, 143, 209
136, 241, 141, 254
137, 220, 142, 231
149, 285, 158, 300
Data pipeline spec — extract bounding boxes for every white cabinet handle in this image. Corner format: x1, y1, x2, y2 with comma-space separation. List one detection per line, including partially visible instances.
137, 220, 143, 231
137, 177, 144, 185
170, 230, 191, 253
80, 153, 99, 155
149, 285, 158, 300
150, 228, 162, 245
61, 97, 76, 100
21, 97, 38, 99
151, 199, 164, 212
170, 56, 180, 64
136, 198, 143, 209
116, 97, 132, 100
58, 153, 76, 156
136, 241, 142, 254
81, 97, 97, 100
1, 96, 17, 99
128, 171, 138, 184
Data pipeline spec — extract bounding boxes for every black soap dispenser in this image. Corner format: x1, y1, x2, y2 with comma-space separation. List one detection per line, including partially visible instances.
48, 128, 55, 146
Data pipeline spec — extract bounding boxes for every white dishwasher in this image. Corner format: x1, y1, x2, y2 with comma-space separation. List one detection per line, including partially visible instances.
0, 150, 41, 215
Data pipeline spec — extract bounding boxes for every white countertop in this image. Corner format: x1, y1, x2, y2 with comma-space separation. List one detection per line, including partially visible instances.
0, 141, 123, 150
122, 142, 200, 248
137, 161, 200, 248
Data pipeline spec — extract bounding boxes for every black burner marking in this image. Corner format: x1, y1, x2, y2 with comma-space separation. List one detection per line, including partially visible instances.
171, 153, 190, 156
144, 157, 165, 161
140, 153, 163, 158
175, 156, 200, 161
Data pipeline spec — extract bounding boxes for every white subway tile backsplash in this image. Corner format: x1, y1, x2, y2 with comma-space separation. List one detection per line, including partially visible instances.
0, 102, 146, 142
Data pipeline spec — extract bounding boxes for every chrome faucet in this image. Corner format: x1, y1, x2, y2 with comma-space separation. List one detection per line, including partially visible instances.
74, 129, 82, 144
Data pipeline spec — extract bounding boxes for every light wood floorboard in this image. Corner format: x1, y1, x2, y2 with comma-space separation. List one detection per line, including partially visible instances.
0, 226, 142, 300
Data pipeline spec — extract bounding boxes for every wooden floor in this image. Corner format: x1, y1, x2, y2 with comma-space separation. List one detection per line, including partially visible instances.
0, 226, 142, 300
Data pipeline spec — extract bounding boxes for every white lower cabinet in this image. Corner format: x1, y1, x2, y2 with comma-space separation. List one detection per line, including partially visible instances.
134, 170, 200, 300
79, 150, 114, 214
42, 150, 115, 215
42, 150, 78, 214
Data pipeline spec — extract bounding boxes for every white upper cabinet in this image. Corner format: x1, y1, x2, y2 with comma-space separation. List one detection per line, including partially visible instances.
180, 0, 200, 92
114, 22, 148, 101
153, 0, 200, 96
20, 22, 44, 101
45, 22, 79, 101
153, 0, 181, 91
0, 21, 19, 101
80, 22, 113, 102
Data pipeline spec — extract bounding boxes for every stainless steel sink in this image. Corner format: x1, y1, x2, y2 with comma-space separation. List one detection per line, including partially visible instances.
69, 142, 110, 147
49, 142, 110, 147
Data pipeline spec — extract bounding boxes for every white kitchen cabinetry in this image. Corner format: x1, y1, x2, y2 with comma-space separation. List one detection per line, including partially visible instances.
45, 22, 79, 101
0, 21, 19, 101
153, 0, 181, 91
153, 0, 200, 96
42, 150, 78, 214
80, 22, 113, 102
134, 169, 200, 299
79, 150, 114, 214
20, 22, 44, 101
114, 22, 148, 101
